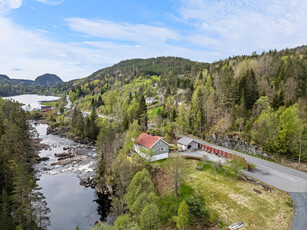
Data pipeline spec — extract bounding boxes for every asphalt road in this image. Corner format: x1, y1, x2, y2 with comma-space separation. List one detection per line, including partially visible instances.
82, 111, 119, 121
290, 193, 307, 230
180, 135, 307, 230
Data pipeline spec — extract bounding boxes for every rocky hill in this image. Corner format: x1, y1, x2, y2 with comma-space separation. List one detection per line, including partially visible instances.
34, 73, 63, 86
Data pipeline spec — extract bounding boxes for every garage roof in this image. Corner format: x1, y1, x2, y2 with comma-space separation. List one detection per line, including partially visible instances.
177, 137, 198, 146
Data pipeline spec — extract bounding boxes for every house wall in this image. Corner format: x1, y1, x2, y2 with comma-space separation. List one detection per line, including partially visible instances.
151, 153, 168, 161
178, 143, 187, 150
152, 140, 169, 155
189, 141, 199, 149
134, 144, 168, 162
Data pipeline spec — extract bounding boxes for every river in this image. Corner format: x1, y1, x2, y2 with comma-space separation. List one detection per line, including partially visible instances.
4, 94, 109, 230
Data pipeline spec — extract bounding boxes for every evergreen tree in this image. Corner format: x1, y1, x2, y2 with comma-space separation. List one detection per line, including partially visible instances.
98, 96, 104, 106
137, 96, 148, 131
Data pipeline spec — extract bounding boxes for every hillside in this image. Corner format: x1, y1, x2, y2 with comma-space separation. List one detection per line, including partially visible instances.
66, 57, 208, 87
68, 46, 307, 161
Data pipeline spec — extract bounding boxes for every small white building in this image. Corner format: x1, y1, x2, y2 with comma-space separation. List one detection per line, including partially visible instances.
177, 137, 199, 150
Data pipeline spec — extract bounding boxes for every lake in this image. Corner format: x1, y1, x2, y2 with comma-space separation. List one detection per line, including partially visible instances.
4, 94, 60, 111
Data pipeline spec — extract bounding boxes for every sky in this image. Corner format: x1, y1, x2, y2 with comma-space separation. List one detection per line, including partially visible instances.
0, 0, 306, 81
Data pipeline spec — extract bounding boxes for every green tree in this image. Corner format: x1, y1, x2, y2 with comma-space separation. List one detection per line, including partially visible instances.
137, 96, 148, 131
176, 201, 189, 230
226, 155, 246, 178
113, 214, 139, 230
125, 169, 157, 216
278, 104, 304, 156
165, 154, 187, 197
139, 203, 159, 230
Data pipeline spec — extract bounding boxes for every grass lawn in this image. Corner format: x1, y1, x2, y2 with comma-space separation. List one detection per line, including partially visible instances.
184, 161, 293, 230
148, 106, 162, 119
41, 101, 57, 107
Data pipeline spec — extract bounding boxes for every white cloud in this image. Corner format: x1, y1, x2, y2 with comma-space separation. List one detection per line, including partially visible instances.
66, 18, 179, 44
1, 0, 305, 81
178, 0, 307, 57
0, 16, 104, 80
0, 14, 217, 81
0, 0, 22, 13
36, 0, 64, 6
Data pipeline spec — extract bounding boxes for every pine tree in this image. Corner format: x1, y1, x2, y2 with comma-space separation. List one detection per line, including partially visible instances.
137, 96, 148, 131
98, 96, 104, 106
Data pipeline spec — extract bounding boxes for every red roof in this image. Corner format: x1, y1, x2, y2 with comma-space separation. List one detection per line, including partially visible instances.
136, 133, 162, 149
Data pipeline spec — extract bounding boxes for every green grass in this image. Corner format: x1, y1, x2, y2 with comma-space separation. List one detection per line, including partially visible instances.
148, 106, 162, 119
41, 101, 57, 107
184, 160, 293, 230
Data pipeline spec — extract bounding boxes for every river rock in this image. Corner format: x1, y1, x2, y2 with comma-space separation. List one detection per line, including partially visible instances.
47, 126, 70, 135
80, 176, 97, 188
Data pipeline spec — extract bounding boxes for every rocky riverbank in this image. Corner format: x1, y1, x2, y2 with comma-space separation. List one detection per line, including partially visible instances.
31, 137, 51, 163
32, 122, 111, 196
46, 125, 94, 145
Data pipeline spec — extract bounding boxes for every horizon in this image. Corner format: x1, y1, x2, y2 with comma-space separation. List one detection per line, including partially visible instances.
1, 0, 306, 81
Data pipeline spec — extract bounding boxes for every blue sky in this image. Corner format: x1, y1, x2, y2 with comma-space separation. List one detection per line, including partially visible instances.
0, 0, 306, 81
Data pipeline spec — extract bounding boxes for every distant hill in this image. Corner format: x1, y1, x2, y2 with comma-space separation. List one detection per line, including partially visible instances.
0, 73, 64, 96
0, 73, 63, 86
34, 73, 63, 87
0, 74, 10, 82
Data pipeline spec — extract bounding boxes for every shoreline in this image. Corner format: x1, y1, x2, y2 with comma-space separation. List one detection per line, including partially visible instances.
32, 119, 110, 195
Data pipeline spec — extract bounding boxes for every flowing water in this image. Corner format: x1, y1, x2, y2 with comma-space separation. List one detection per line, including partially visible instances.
4, 95, 109, 230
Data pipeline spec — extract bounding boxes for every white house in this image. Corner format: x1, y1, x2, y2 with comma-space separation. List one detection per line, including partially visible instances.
134, 133, 169, 161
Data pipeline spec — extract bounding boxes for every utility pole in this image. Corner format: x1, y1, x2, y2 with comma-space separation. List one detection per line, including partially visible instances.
299, 139, 302, 166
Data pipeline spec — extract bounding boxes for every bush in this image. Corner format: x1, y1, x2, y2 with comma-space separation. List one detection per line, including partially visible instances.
178, 184, 195, 198
185, 194, 209, 227
159, 194, 180, 224
113, 214, 139, 230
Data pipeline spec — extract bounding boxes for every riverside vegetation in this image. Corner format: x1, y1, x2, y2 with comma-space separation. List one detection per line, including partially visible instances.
0, 98, 50, 230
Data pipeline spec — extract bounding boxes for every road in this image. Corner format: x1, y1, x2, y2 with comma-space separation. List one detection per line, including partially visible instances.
180, 135, 307, 230
65, 96, 71, 109
65, 96, 118, 121
82, 111, 119, 121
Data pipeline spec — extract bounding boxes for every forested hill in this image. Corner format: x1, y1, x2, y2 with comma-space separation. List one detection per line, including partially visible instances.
68, 46, 307, 160
34, 73, 63, 86
67, 56, 209, 87
0, 73, 63, 96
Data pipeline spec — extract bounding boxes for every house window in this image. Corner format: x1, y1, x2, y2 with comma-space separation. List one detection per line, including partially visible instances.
160, 147, 166, 151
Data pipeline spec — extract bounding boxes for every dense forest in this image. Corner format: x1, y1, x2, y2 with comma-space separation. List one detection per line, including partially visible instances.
0, 98, 49, 230
67, 46, 307, 161
48, 46, 306, 229
1, 45, 306, 229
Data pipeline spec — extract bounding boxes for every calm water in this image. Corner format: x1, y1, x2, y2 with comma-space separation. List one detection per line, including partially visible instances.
5, 95, 109, 230
4, 94, 60, 111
